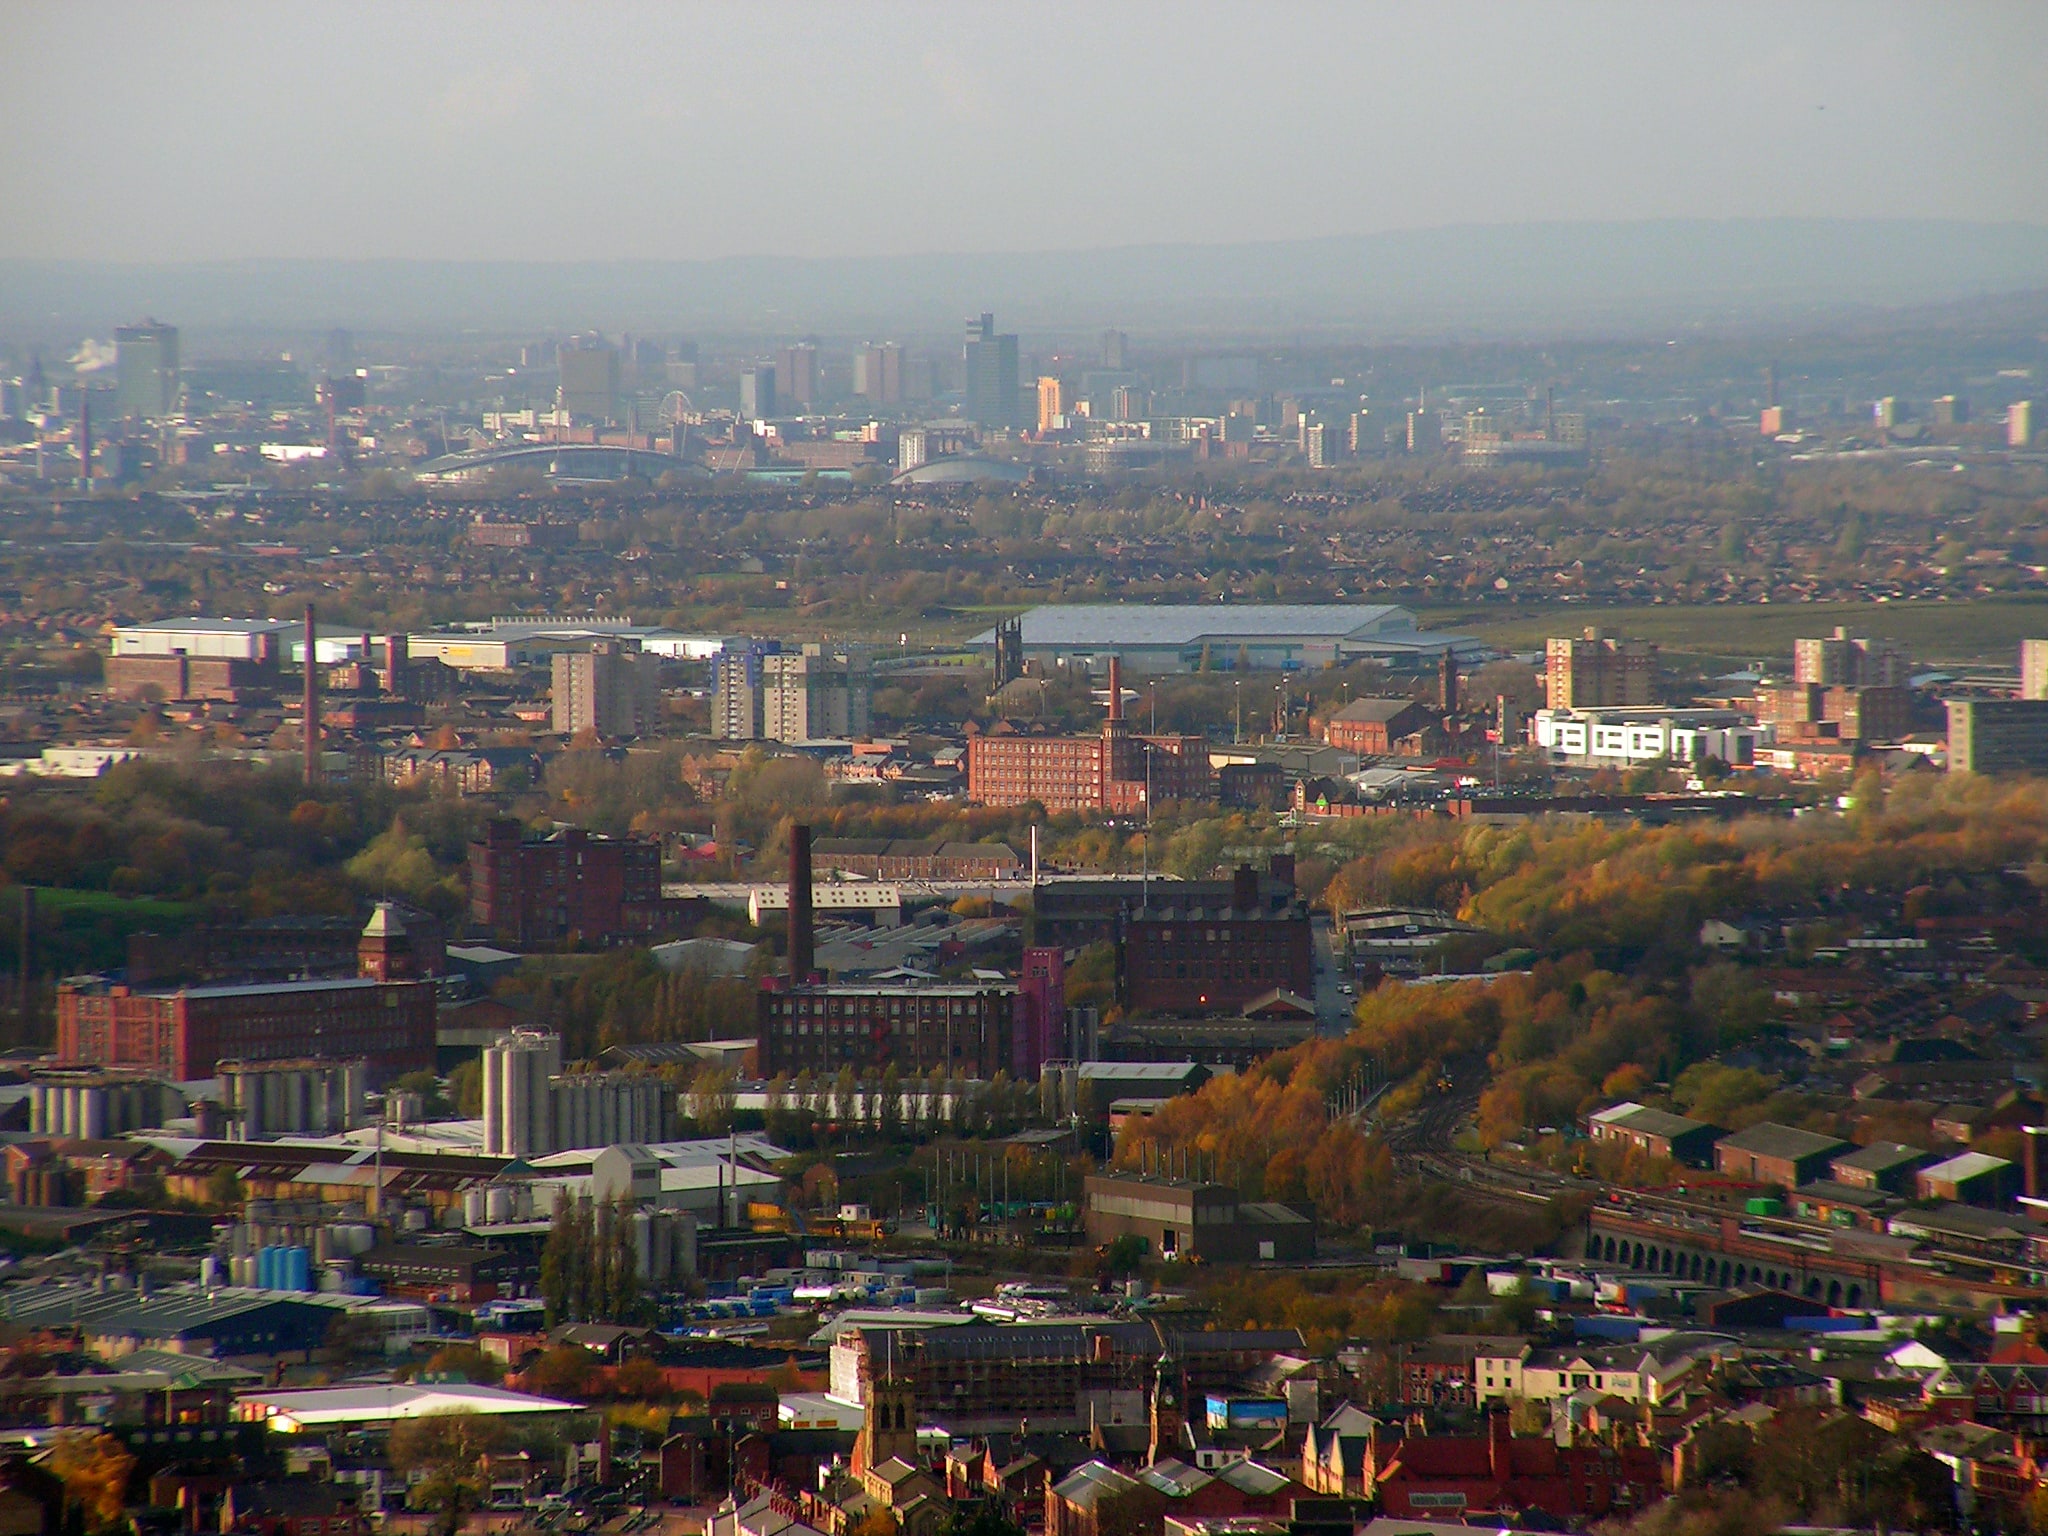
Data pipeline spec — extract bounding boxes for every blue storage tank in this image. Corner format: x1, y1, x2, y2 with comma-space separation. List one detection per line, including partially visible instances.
256, 1246, 277, 1291
284, 1246, 311, 1292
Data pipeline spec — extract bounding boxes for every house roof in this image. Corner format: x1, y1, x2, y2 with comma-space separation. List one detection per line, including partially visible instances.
1052, 1461, 1142, 1510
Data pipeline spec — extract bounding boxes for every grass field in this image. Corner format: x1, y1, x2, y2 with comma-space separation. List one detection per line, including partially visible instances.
1419, 598, 2048, 666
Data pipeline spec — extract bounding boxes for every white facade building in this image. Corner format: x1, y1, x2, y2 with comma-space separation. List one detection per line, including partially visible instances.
1533, 708, 1757, 768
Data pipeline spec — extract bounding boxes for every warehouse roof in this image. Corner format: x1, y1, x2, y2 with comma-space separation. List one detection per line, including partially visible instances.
1832, 1141, 1928, 1176
1918, 1151, 2013, 1184
114, 618, 296, 636
237, 1382, 579, 1431
0, 1283, 324, 1337
1598, 1105, 1713, 1141
1717, 1122, 1847, 1161
989, 603, 1417, 647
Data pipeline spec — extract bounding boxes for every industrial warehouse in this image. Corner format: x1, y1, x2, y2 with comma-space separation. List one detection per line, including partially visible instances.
978, 603, 1484, 673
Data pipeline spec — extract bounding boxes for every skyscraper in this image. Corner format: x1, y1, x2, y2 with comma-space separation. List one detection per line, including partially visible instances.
113, 321, 179, 420
1102, 329, 1128, 370
777, 343, 818, 409
739, 367, 777, 420
557, 339, 621, 422
552, 642, 659, 737
854, 343, 904, 404
2012, 400, 2036, 449
963, 312, 1019, 429
1036, 376, 1063, 433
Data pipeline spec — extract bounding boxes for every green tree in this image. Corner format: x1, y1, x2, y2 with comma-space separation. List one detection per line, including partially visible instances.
539, 1190, 580, 1324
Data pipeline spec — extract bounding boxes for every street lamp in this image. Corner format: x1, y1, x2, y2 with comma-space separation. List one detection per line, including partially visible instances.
1234, 681, 1241, 745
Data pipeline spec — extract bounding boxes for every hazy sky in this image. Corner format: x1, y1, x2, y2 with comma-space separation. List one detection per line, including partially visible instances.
5, 0, 2045, 263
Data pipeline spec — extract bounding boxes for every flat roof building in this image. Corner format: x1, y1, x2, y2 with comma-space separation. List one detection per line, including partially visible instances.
978, 605, 1481, 674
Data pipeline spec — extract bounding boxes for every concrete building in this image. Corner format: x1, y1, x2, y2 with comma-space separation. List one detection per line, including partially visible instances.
761, 644, 872, 744
552, 641, 660, 737
1759, 682, 1913, 744
1037, 376, 1064, 433
2011, 400, 2036, 449
114, 321, 180, 420
739, 367, 776, 420
2021, 639, 2048, 702
710, 642, 775, 739
963, 312, 1020, 429
105, 617, 293, 702
1948, 698, 2048, 774
219, 1058, 365, 1140
1794, 627, 1909, 689
777, 344, 819, 409
1546, 628, 1656, 708
853, 344, 904, 404
557, 340, 621, 422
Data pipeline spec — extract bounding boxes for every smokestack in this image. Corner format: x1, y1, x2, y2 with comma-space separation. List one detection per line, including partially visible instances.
788, 824, 814, 982
303, 603, 319, 785
1106, 656, 1123, 722
76, 391, 91, 491
1440, 647, 1459, 715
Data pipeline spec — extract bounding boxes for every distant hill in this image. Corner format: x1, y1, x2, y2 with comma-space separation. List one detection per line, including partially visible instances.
5, 219, 2047, 339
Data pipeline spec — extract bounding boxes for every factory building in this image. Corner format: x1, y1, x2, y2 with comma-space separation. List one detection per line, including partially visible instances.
28, 1072, 185, 1139
481, 1030, 672, 1156
977, 604, 1480, 675
104, 617, 294, 702
218, 1058, 366, 1140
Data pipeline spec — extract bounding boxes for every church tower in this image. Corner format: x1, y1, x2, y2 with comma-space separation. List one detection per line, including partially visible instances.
1148, 1354, 1184, 1466
854, 1374, 918, 1475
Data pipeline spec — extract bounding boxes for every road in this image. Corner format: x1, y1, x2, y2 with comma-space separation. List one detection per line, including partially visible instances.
1311, 916, 1356, 1037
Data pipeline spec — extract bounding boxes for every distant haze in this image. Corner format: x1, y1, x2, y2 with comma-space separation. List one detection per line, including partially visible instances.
4, 221, 2048, 339
4, 2, 2045, 269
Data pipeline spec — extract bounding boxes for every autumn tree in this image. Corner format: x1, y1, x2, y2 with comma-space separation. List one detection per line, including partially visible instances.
47, 1430, 135, 1533
389, 1410, 508, 1536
